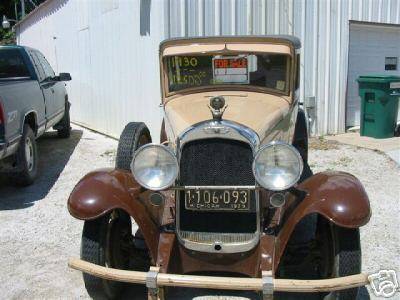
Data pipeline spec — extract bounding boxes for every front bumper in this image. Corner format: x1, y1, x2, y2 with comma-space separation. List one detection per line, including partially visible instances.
69, 258, 369, 295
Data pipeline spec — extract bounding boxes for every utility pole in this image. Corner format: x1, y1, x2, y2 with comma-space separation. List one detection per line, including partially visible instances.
20, 0, 26, 18
14, 2, 18, 21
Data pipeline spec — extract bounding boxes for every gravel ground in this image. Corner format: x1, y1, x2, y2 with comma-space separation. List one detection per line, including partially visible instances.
0, 125, 399, 300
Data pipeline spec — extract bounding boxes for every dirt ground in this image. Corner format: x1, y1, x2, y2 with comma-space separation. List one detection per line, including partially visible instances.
0, 125, 399, 300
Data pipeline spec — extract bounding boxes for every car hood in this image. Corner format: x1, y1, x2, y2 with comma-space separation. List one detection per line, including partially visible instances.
164, 91, 291, 143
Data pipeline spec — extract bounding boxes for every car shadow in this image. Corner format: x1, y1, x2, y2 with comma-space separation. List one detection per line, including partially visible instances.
121, 286, 260, 300
120, 286, 370, 299
0, 129, 82, 210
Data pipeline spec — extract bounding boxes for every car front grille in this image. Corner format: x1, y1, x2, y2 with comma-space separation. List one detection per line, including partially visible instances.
178, 138, 258, 238
179, 138, 255, 186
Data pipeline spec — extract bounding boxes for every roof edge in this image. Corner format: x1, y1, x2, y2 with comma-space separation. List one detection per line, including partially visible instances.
160, 35, 301, 51
13, 0, 54, 29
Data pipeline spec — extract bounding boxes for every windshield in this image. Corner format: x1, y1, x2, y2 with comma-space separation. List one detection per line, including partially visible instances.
165, 53, 290, 94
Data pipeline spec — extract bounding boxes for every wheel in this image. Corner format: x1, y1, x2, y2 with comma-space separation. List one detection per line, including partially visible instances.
12, 124, 38, 186
276, 218, 361, 300
293, 108, 313, 182
322, 224, 361, 300
81, 210, 150, 299
115, 122, 152, 170
57, 102, 71, 138
293, 108, 309, 162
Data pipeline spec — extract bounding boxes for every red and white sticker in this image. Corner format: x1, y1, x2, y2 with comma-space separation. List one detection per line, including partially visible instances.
212, 56, 249, 84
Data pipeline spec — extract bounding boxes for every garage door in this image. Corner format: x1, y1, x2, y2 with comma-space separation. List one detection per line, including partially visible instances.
346, 23, 400, 127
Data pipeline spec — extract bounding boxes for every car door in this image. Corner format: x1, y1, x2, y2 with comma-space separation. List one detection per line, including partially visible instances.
33, 51, 65, 128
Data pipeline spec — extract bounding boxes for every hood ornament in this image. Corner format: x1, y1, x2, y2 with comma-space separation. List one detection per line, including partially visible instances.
208, 96, 228, 121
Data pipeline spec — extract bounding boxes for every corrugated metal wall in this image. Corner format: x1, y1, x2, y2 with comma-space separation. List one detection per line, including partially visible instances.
15, 0, 400, 138
16, 0, 167, 138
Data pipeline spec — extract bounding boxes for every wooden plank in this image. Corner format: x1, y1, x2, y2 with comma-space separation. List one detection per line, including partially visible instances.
68, 258, 369, 292
275, 275, 369, 292
69, 258, 147, 284
158, 273, 261, 290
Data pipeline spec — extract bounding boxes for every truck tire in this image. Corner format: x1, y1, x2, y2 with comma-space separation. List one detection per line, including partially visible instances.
115, 122, 151, 170
293, 108, 312, 182
57, 102, 71, 138
324, 226, 361, 300
13, 124, 38, 186
81, 211, 138, 299
275, 220, 361, 300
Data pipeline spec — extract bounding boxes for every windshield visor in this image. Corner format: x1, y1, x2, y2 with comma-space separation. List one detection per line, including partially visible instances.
164, 54, 290, 94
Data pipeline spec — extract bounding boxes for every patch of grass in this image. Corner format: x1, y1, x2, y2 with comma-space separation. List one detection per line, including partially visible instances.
336, 156, 353, 167
309, 137, 339, 150
101, 149, 116, 157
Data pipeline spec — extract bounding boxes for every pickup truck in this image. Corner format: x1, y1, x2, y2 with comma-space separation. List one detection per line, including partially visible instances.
0, 45, 71, 186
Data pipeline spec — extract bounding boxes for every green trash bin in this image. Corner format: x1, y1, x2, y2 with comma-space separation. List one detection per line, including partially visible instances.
357, 75, 400, 139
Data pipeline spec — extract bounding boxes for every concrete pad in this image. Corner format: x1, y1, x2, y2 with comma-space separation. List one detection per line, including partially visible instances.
386, 149, 400, 165
325, 132, 400, 165
325, 132, 400, 152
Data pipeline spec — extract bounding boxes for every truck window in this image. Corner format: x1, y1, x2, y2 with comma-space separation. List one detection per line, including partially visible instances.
28, 51, 46, 81
0, 49, 30, 79
35, 51, 55, 79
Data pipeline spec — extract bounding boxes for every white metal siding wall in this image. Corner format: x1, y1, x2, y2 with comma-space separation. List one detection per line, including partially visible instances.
164, 0, 400, 134
15, 0, 400, 138
16, 0, 166, 138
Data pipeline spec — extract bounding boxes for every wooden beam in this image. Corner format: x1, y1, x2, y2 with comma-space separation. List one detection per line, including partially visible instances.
68, 258, 369, 293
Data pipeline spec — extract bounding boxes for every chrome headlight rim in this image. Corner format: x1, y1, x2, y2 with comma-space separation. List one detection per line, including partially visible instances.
252, 141, 304, 191
130, 143, 179, 191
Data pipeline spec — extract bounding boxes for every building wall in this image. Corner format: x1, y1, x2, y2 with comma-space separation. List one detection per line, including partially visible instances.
16, 0, 167, 138
15, 0, 400, 138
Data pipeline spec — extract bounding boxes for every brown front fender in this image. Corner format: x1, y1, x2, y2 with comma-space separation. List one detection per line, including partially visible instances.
275, 171, 371, 271
67, 168, 159, 261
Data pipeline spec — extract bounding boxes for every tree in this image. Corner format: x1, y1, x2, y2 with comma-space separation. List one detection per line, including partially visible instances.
0, 0, 46, 45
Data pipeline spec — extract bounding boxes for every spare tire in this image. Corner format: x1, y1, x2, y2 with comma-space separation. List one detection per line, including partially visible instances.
115, 122, 151, 170
293, 108, 312, 182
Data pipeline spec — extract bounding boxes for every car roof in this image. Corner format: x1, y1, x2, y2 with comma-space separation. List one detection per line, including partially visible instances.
0, 45, 38, 51
160, 35, 301, 50
0, 45, 24, 49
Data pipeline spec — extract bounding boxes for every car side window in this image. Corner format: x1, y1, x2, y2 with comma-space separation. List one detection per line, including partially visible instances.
295, 54, 300, 90
35, 51, 55, 80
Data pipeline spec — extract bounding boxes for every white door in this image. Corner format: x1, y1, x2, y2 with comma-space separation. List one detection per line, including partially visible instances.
346, 23, 400, 127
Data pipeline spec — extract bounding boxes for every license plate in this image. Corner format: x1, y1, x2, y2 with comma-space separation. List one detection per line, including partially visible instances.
184, 189, 250, 211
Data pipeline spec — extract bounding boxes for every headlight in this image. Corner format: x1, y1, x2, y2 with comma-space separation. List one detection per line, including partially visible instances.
130, 144, 178, 190
252, 141, 303, 191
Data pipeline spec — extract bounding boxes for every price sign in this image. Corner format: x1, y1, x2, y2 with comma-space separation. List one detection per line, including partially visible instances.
212, 56, 249, 84
167, 56, 213, 90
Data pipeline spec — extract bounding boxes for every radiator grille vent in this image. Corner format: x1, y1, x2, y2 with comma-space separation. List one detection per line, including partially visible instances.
178, 138, 257, 234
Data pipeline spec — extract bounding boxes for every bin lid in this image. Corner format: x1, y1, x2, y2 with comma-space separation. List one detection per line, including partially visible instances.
357, 74, 400, 83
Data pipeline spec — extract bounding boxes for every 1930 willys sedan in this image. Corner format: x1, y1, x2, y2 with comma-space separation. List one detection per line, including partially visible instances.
68, 36, 371, 300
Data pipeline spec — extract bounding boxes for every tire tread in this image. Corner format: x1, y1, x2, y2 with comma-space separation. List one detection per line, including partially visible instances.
12, 124, 38, 186
57, 102, 71, 138
115, 122, 151, 170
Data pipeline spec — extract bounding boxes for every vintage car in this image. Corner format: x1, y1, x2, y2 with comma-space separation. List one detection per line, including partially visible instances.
68, 36, 371, 299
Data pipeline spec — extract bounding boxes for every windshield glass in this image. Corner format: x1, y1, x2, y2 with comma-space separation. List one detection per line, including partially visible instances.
165, 54, 290, 94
